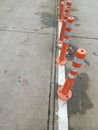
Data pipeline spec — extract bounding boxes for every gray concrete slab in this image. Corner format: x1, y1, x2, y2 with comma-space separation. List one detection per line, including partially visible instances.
53, 0, 98, 129
66, 0, 98, 129
67, 38, 98, 130
0, 0, 56, 34
52, 0, 98, 129
0, 31, 53, 130
70, 0, 98, 38
0, 0, 56, 129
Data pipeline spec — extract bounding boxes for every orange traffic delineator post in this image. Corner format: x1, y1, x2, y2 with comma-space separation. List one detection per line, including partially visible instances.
57, 48, 87, 101
58, 0, 64, 9
56, 16, 74, 65
56, 43, 68, 65
57, 1, 72, 44
57, 8, 70, 44
66, 1, 72, 8
63, 0, 72, 20
58, 0, 64, 22
63, 7, 70, 21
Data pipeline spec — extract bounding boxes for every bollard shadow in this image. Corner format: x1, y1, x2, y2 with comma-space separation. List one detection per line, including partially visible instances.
67, 73, 93, 116
66, 44, 93, 130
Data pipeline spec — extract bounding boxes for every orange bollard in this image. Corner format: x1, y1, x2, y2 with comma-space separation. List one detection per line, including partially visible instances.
57, 48, 87, 101
58, 0, 64, 22
56, 17, 74, 65
63, 7, 70, 21
63, 0, 72, 21
66, 1, 72, 8
57, 8, 70, 44
58, 0, 64, 9
57, 1, 72, 44
56, 43, 68, 65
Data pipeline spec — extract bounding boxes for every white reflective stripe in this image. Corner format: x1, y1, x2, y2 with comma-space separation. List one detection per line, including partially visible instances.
65, 13, 69, 15
66, 23, 73, 28
71, 66, 80, 72
74, 56, 84, 64
65, 31, 71, 36
61, 1, 64, 4
68, 73, 77, 79
63, 38, 69, 43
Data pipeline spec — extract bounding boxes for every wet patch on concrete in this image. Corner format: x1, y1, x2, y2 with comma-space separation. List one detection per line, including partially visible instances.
69, 127, 74, 130
84, 59, 90, 66
40, 12, 57, 28
66, 44, 93, 130
68, 73, 93, 116
75, 23, 80, 26
71, 8, 78, 12
72, 15, 79, 21
4, 70, 7, 74
67, 44, 90, 66
93, 51, 98, 56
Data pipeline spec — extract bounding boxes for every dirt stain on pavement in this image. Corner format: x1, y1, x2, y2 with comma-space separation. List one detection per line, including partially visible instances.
71, 8, 78, 12
72, 15, 79, 21
84, 59, 90, 66
4, 70, 7, 74
40, 12, 57, 28
69, 127, 74, 130
75, 23, 80, 26
66, 44, 93, 129
68, 73, 93, 116
93, 52, 98, 56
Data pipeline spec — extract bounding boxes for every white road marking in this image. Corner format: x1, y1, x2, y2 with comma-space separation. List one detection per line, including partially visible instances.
57, 21, 68, 130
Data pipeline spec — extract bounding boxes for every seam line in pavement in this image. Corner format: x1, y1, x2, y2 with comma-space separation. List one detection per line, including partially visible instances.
47, 34, 55, 130
47, 29, 57, 130
0, 29, 56, 35
71, 35, 98, 40
47, 0, 58, 129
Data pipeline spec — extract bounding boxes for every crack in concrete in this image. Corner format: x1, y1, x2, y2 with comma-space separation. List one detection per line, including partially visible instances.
71, 35, 98, 40
0, 29, 56, 35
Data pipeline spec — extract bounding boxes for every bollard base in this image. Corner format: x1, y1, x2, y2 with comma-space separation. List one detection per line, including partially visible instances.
57, 86, 72, 101
56, 57, 67, 65
57, 18, 63, 22
56, 39, 63, 44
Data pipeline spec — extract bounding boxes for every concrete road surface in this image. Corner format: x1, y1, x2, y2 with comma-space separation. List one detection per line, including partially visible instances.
0, 0, 56, 130
66, 0, 98, 129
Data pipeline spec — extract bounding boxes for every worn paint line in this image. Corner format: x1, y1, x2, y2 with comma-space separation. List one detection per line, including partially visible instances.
58, 99, 68, 130
57, 22, 68, 130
